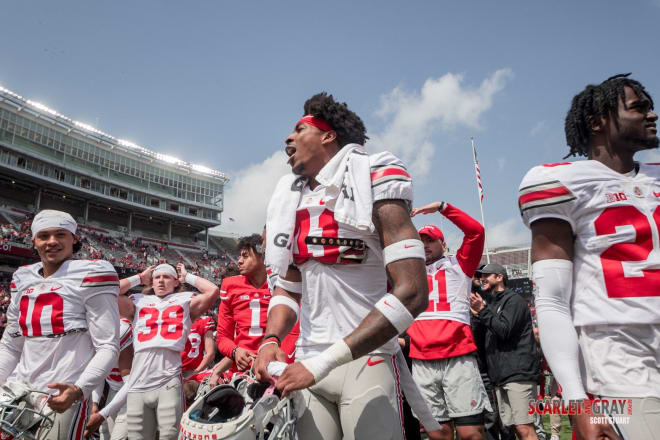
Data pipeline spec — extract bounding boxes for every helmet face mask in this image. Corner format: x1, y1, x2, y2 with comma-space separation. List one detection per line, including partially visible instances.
0, 383, 54, 440
179, 373, 300, 440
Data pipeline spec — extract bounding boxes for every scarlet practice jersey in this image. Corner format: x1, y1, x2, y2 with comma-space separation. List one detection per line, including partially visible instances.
217, 276, 270, 360
292, 151, 413, 359
128, 291, 194, 392
181, 316, 214, 371
519, 161, 660, 326
106, 318, 133, 391
407, 204, 484, 360
3, 259, 119, 393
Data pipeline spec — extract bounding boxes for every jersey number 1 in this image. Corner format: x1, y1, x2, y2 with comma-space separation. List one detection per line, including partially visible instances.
595, 205, 660, 298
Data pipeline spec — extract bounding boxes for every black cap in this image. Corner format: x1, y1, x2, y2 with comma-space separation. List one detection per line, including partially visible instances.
479, 263, 508, 277
474, 264, 486, 276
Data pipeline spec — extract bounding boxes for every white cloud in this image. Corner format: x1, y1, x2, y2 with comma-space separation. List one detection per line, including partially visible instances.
367, 69, 513, 177
212, 151, 290, 236
530, 120, 546, 136
485, 217, 530, 249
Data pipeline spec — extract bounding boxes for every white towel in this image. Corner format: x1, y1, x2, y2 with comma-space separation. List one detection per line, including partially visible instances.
265, 144, 374, 275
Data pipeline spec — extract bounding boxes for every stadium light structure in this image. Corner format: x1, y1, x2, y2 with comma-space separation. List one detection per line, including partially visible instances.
0, 84, 228, 182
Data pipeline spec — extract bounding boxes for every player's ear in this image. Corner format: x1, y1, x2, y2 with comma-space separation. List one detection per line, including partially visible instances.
589, 115, 605, 133
321, 129, 337, 146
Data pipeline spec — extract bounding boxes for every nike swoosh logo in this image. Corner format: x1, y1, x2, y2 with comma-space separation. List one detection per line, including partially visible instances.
287, 352, 295, 359
383, 301, 393, 308
404, 245, 417, 249
50, 286, 62, 291
367, 357, 385, 367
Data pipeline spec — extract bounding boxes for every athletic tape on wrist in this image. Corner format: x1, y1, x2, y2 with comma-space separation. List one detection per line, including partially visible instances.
267, 295, 300, 321
184, 273, 198, 286
127, 275, 141, 288
374, 293, 414, 333
275, 277, 302, 294
382, 239, 425, 266
300, 339, 353, 382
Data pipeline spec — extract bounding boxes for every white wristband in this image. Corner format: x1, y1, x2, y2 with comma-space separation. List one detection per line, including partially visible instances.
127, 275, 141, 288
275, 277, 302, 294
374, 293, 414, 333
382, 239, 425, 266
300, 339, 353, 383
268, 295, 299, 321
184, 273, 198, 287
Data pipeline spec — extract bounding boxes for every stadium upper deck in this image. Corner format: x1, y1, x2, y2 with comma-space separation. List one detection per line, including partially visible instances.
0, 85, 228, 243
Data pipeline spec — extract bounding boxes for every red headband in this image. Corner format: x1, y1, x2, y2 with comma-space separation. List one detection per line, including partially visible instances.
297, 114, 333, 132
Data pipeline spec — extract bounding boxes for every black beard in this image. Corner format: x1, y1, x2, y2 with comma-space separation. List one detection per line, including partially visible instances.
640, 136, 660, 149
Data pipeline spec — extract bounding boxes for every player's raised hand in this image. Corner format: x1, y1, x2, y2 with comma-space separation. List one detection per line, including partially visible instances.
46, 382, 83, 413
84, 410, 105, 437
177, 263, 187, 283
139, 265, 155, 286
411, 201, 446, 217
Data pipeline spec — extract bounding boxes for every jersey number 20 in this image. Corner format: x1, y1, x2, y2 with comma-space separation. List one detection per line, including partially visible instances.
595, 205, 660, 298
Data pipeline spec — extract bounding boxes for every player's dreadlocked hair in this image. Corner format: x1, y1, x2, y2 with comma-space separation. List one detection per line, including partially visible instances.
238, 234, 263, 255
304, 93, 368, 147
564, 73, 654, 158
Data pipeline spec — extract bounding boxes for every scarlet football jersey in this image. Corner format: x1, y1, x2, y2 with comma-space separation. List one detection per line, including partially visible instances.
3, 259, 119, 393
519, 161, 660, 326
217, 276, 270, 361
292, 151, 413, 360
181, 316, 214, 371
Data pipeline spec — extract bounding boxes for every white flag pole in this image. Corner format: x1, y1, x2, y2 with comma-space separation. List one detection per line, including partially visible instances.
471, 137, 490, 263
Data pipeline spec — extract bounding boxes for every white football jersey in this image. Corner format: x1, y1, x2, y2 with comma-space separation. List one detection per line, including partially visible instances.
4, 259, 119, 393
293, 151, 413, 359
127, 291, 194, 392
520, 160, 660, 326
106, 318, 133, 391
415, 256, 471, 325
131, 292, 194, 353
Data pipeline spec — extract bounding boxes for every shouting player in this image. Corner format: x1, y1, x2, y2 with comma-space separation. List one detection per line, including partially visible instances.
117, 263, 218, 440
255, 93, 433, 440
407, 201, 489, 440
0, 209, 120, 439
519, 74, 660, 439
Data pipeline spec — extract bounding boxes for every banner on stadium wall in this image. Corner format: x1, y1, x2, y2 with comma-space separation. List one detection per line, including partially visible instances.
0, 242, 35, 258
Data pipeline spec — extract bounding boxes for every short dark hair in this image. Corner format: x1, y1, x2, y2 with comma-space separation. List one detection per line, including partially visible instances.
237, 234, 263, 255
564, 73, 654, 158
303, 93, 368, 147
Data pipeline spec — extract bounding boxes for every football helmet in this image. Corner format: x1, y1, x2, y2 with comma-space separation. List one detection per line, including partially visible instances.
179, 372, 301, 440
0, 382, 54, 440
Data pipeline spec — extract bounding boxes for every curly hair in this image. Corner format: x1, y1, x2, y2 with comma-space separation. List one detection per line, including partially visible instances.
237, 234, 263, 255
564, 73, 654, 158
303, 93, 368, 147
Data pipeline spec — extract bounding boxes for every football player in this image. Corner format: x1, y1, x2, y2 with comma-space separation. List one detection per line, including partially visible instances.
520, 74, 660, 439
217, 234, 298, 380
254, 93, 436, 440
181, 315, 215, 379
0, 209, 120, 440
116, 263, 218, 440
407, 201, 490, 440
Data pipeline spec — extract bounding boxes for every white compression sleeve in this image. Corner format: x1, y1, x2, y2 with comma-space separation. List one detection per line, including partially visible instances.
533, 259, 587, 401
0, 301, 23, 385
99, 377, 129, 419
76, 293, 120, 399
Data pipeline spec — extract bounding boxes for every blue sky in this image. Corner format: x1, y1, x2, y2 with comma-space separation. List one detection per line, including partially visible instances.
3, 1, 660, 249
